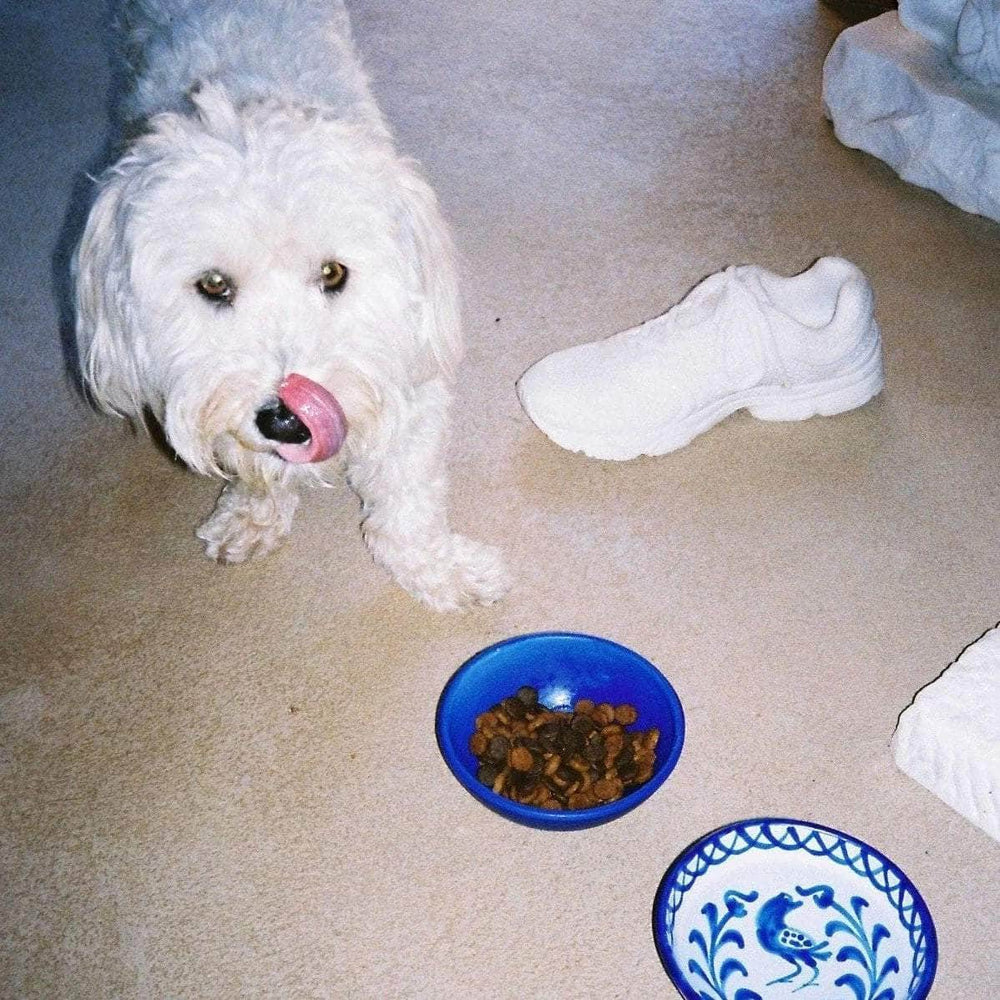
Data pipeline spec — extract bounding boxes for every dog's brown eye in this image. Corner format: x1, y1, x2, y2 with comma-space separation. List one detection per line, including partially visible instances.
320, 260, 348, 294
195, 269, 235, 304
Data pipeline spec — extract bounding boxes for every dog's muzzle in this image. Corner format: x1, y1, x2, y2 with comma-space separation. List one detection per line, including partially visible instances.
256, 373, 348, 463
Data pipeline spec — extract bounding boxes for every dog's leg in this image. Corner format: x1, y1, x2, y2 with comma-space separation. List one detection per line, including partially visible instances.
349, 382, 510, 611
197, 479, 299, 564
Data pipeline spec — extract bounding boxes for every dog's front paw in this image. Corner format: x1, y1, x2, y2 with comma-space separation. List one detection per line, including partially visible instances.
413, 535, 512, 612
375, 533, 511, 612
197, 484, 298, 564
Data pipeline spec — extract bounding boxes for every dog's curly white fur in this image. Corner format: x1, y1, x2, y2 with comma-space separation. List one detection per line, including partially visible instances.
74, 0, 510, 611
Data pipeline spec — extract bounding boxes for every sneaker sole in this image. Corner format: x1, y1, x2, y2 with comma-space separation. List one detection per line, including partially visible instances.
525, 322, 885, 461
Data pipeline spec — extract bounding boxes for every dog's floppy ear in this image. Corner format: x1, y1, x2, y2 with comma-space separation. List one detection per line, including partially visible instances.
395, 162, 464, 382
73, 162, 148, 419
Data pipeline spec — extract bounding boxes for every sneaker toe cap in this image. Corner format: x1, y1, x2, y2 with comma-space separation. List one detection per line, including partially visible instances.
517, 349, 615, 428
517, 346, 686, 451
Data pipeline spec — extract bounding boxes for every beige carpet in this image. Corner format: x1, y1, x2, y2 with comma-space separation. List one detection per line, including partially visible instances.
3, 1, 999, 997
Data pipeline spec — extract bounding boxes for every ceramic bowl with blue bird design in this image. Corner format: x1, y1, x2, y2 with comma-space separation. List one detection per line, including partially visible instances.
652, 818, 937, 1000
435, 632, 685, 831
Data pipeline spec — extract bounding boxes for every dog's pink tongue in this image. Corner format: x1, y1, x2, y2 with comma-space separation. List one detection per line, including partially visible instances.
276, 374, 347, 463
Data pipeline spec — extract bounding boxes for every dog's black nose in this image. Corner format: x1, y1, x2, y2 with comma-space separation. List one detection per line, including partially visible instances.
255, 399, 310, 445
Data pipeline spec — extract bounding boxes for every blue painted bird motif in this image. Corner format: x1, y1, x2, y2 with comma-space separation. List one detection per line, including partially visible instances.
756, 892, 832, 990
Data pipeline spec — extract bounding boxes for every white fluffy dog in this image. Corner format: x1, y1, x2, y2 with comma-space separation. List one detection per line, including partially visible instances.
74, 0, 510, 611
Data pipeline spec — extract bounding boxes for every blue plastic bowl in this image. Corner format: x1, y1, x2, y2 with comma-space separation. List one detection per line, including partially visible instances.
435, 632, 685, 831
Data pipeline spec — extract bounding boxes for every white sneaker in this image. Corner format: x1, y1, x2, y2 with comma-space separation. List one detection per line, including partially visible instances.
516, 257, 885, 460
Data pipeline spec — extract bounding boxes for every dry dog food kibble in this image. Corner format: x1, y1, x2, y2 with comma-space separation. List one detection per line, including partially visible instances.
470, 687, 659, 810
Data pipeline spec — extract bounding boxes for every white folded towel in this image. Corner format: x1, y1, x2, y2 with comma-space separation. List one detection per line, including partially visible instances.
893, 623, 1000, 844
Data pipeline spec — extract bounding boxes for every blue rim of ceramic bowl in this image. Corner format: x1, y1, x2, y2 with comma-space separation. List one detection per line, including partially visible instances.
435, 631, 685, 831
651, 817, 938, 1000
